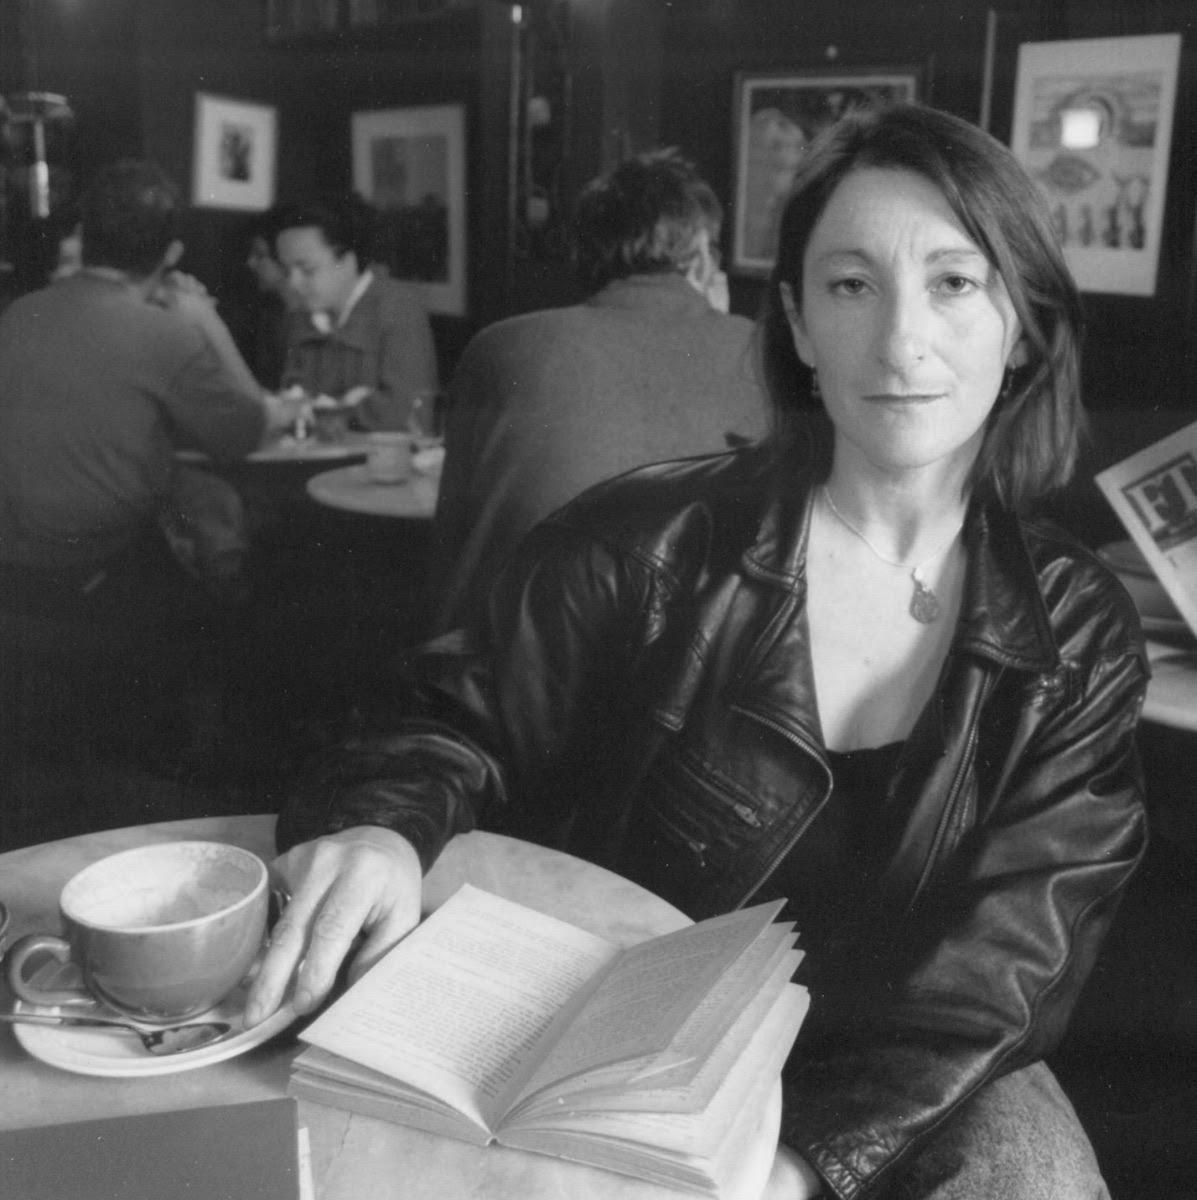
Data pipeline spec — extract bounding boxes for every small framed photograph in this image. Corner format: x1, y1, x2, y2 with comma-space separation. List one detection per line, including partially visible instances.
730, 67, 921, 276
352, 104, 467, 317
191, 93, 278, 211
1010, 33, 1182, 297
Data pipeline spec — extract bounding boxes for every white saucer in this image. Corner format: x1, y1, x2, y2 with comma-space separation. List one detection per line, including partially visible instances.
10, 975, 298, 1078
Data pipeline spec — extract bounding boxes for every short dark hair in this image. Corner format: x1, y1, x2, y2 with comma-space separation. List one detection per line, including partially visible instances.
759, 102, 1085, 512
571, 149, 722, 293
273, 192, 379, 264
80, 160, 179, 277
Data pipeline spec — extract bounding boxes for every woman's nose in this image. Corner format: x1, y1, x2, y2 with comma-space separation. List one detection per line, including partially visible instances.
876, 291, 929, 370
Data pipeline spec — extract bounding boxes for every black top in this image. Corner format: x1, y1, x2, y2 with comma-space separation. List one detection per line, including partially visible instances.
758, 742, 905, 960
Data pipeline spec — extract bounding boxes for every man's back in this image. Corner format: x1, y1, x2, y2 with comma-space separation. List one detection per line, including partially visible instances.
0, 274, 262, 570
430, 273, 768, 631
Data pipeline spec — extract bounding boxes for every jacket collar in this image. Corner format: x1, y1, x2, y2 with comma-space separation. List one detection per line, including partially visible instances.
293, 274, 379, 351
587, 273, 713, 318
739, 448, 1061, 675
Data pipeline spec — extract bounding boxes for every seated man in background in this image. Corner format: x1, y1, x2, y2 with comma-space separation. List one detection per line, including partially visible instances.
428, 149, 767, 632
0, 159, 285, 837
274, 192, 439, 431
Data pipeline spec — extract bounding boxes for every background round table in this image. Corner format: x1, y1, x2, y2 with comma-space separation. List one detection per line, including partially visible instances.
305, 464, 439, 519
0, 817, 781, 1200
1143, 640, 1197, 732
178, 432, 371, 466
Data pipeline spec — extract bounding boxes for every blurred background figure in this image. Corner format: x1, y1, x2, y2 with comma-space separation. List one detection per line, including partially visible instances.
0, 159, 276, 846
428, 148, 768, 634
241, 205, 301, 391
274, 191, 438, 430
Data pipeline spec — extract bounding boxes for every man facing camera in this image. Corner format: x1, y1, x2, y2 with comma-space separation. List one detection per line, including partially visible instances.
429, 148, 768, 633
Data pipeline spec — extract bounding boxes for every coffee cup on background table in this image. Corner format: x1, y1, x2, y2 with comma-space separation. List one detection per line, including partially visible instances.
5, 841, 268, 1024
366, 431, 414, 484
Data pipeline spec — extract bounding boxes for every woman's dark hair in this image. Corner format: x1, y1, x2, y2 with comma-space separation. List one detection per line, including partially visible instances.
80, 160, 179, 278
571, 148, 722, 293
273, 192, 379, 265
759, 102, 1085, 511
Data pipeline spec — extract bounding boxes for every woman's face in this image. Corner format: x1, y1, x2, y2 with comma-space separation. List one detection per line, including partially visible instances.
276, 225, 359, 315
786, 166, 1025, 480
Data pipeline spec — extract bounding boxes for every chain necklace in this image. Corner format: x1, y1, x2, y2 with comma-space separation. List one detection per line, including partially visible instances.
821, 486, 964, 625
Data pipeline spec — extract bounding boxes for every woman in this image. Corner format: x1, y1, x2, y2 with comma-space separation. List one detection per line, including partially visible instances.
248, 105, 1147, 1198
274, 192, 438, 430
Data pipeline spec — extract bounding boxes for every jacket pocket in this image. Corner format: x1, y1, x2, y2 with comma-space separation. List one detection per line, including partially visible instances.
631, 746, 768, 890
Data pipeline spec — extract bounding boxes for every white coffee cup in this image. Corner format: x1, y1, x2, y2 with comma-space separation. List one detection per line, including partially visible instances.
366, 432, 414, 484
5, 841, 268, 1023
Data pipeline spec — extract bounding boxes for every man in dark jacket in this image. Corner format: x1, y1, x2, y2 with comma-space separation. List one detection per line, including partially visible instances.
428, 148, 768, 632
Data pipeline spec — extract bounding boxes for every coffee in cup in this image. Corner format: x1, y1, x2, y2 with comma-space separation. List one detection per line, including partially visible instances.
5, 841, 268, 1024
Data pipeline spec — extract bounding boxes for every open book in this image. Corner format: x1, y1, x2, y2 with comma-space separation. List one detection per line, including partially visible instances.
1096, 417, 1197, 638
289, 884, 808, 1198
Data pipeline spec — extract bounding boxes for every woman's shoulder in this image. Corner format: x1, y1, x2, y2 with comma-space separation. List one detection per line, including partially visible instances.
1017, 512, 1146, 661
543, 441, 788, 568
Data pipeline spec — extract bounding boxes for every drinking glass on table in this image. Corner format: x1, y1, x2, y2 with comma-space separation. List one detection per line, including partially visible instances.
408, 389, 446, 447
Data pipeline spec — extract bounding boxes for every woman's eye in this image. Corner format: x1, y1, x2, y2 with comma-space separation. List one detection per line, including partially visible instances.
936, 274, 978, 295
829, 277, 868, 297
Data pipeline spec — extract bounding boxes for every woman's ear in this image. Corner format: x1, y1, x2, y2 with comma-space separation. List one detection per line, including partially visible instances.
1007, 337, 1030, 370
779, 281, 815, 369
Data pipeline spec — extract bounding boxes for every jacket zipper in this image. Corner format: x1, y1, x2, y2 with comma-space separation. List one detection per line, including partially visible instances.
729, 704, 834, 909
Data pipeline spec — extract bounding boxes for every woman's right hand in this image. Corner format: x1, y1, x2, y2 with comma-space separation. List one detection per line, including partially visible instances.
244, 826, 423, 1026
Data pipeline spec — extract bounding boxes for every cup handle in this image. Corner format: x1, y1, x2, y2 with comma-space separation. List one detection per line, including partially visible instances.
5, 934, 97, 1008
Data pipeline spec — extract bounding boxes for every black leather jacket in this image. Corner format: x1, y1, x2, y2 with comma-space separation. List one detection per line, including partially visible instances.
280, 444, 1148, 1199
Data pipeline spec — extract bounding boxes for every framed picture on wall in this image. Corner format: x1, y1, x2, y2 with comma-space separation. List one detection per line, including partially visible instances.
352, 104, 467, 317
730, 67, 921, 276
191, 93, 277, 211
1009, 33, 1182, 297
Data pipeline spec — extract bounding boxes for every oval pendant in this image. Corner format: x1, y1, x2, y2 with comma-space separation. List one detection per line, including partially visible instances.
909, 576, 941, 624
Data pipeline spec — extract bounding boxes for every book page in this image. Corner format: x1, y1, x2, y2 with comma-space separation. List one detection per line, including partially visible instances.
1096, 418, 1197, 637
299, 884, 618, 1129
510, 900, 786, 1106
497, 982, 808, 1193
511, 943, 804, 1122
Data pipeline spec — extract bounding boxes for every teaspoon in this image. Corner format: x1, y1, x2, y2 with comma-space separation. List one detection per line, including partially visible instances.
0, 1010, 234, 1055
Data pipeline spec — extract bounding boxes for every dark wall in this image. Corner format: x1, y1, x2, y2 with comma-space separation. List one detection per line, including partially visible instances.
658, 0, 1197, 411
7, 0, 1197, 405
133, 0, 487, 379
0, 0, 142, 244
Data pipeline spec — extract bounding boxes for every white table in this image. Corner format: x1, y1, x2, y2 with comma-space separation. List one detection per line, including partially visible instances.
1143, 640, 1197, 732
305, 463, 439, 520
0, 817, 781, 1200
178, 432, 370, 466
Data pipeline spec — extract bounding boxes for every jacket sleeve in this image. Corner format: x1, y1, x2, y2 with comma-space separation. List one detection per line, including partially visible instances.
355, 283, 439, 432
783, 635, 1149, 1199
277, 523, 658, 862
160, 330, 265, 460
